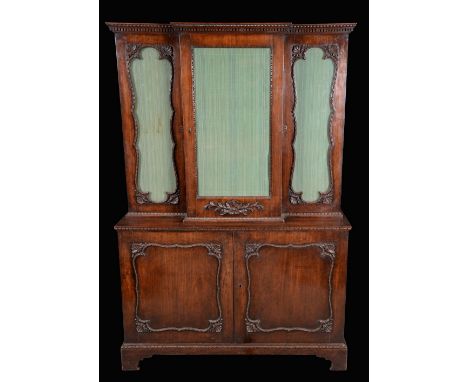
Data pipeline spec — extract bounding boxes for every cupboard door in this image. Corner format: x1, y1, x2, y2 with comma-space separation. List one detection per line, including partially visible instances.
283, 35, 349, 213
114, 33, 185, 212
180, 34, 284, 218
118, 231, 233, 342
234, 231, 348, 343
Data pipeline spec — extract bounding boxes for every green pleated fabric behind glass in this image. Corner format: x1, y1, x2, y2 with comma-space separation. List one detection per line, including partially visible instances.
193, 48, 271, 197
130, 47, 177, 202
292, 48, 334, 202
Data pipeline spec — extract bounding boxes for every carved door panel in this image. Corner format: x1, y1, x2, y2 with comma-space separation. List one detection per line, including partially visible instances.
234, 231, 348, 343
118, 231, 233, 342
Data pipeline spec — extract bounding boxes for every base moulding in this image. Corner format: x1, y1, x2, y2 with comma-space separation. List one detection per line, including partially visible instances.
121, 342, 348, 371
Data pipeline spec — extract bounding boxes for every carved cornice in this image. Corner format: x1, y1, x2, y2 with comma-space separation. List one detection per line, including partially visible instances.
131, 242, 223, 333
245, 242, 336, 333
125, 43, 180, 205
289, 44, 339, 205
204, 200, 264, 216
107, 22, 356, 34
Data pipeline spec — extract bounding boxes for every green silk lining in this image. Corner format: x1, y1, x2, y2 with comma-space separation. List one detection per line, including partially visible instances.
193, 48, 271, 197
130, 47, 177, 202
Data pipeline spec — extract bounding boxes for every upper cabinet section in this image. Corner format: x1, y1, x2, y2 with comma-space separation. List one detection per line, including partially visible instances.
107, 23, 355, 217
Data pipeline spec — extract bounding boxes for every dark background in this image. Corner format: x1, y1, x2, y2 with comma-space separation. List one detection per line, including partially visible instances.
100, 2, 369, 380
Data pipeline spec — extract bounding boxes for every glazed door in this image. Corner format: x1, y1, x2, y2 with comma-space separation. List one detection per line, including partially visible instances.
283, 34, 349, 213
114, 33, 186, 213
180, 33, 284, 218
118, 231, 233, 343
234, 231, 348, 343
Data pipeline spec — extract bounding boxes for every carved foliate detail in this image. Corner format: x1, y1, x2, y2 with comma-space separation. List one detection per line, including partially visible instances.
204, 200, 264, 216
126, 43, 180, 205
135, 317, 151, 333
319, 243, 336, 260
245, 243, 263, 259
164, 189, 180, 205
245, 242, 336, 333
245, 318, 262, 333
317, 190, 334, 204
318, 318, 334, 333
207, 318, 223, 333
291, 45, 307, 63
135, 191, 151, 205
289, 44, 339, 205
131, 242, 224, 333
322, 44, 339, 61
155, 45, 173, 60
288, 186, 305, 205
126, 43, 143, 61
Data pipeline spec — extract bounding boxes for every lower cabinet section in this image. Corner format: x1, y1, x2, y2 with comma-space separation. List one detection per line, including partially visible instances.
117, 228, 349, 370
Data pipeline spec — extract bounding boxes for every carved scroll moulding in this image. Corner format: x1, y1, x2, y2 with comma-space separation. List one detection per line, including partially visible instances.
289, 44, 339, 205
244, 242, 336, 333
126, 43, 180, 205
131, 242, 224, 333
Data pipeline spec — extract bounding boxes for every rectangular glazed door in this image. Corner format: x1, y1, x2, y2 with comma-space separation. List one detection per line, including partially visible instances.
118, 231, 233, 342
234, 231, 348, 343
180, 33, 284, 218
283, 34, 349, 213
114, 33, 186, 212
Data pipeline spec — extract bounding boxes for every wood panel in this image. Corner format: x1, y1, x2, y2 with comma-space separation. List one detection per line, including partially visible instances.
234, 230, 349, 343
118, 231, 233, 343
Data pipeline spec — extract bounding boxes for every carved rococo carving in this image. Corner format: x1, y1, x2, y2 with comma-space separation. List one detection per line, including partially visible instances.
126, 43, 180, 205
204, 200, 264, 216
289, 44, 339, 205
244, 242, 336, 333
131, 242, 224, 333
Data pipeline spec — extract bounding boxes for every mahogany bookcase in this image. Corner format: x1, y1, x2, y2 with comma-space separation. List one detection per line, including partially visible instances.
107, 22, 355, 371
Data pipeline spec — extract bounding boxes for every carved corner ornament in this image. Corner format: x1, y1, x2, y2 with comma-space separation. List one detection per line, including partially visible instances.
204, 200, 264, 216
288, 186, 305, 205
131, 242, 224, 333
126, 43, 180, 205
289, 44, 339, 206
244, 242, 336, 333
164, 189, 180, 205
